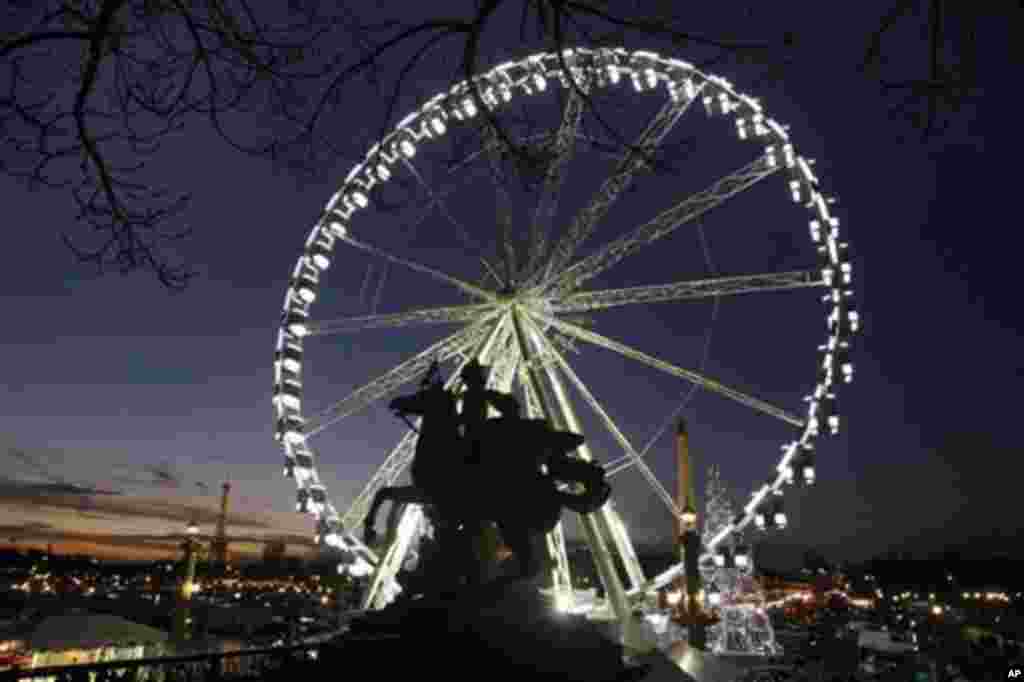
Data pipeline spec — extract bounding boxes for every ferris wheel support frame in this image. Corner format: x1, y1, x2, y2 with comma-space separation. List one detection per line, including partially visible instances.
512, 307, 654, 653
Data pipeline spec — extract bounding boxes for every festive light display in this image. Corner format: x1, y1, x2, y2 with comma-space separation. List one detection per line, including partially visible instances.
700, 465, 778, 656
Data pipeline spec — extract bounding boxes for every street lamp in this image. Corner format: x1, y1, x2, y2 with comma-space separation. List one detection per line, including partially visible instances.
176, 519, 205, 643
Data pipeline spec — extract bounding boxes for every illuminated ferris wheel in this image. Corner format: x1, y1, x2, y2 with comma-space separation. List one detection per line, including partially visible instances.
271, 47, 857, 617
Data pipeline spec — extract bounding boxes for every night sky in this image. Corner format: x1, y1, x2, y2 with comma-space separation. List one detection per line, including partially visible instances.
1, 4, 1018, 567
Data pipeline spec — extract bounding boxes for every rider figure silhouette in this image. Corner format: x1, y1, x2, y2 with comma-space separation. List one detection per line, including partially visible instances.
459, 359, 519, 465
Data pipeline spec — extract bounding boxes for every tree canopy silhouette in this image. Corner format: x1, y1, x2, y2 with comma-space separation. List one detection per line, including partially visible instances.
1, 1, 985, 289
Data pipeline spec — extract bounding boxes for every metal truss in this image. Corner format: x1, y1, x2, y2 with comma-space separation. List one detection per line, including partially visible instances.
402, 157, 501, 285
340, 427, 419, 531
552, 270, 825, 314
307, 303, 498, 336
541, 333, 680, 520
513, 309, 650, 649
535, 88, 702, 286
518, 360, 545, 422
306, 311, 504, 437
340, 234, 498, 304
522, 86, 586, 282
363, 503, 426, 610
543, 155, 781, 297
486, 325, 521, 396
479, 123, 518, 288
532, 310, 805, 428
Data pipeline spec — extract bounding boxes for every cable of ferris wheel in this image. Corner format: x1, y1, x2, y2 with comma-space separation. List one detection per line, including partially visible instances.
637, 217, 721, 461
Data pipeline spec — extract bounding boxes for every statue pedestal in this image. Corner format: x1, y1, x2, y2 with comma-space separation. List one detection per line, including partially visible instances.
328, 581, 688, 681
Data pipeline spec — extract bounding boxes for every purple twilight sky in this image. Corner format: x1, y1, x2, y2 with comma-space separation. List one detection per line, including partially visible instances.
0, 3, 1019, 566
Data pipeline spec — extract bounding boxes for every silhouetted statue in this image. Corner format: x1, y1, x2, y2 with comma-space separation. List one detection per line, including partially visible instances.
458, 359, 520, 464
363, 359, 611, 596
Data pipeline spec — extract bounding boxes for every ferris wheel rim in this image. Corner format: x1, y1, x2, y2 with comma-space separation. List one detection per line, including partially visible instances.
272, 45, 856, 586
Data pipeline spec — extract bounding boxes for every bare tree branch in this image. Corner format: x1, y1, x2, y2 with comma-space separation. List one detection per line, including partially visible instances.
0, 1, 983, 289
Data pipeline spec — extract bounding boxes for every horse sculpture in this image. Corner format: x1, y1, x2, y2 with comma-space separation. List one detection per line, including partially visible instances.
362, 362, 610, 591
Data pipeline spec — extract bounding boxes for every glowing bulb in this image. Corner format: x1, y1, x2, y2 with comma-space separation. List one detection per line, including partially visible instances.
326, 220, 347, 239
350, 191, 368, 209
841, 362, 854, 382
790, 179, 801, 202
810, 220, 822, 242
278, 355, 300, 375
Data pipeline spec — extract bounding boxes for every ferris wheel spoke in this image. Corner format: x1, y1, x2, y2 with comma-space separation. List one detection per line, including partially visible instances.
532, 311, 805, 428
552, 270, 825, 314
340, 234, 499, 303
305, 313, 504, 437
401, 158, 502, 285
545, 155, 781, 296
340, 430, 418, 531
522, 87, 586, 282
306, 303, 498, 336
522, 314, 680, 518
534, 88, 704, 287
479, 122, 518, 288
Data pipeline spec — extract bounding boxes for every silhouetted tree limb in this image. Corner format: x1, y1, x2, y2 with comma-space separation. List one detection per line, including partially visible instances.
860, 0, 983, 142
1, 1, 989, 289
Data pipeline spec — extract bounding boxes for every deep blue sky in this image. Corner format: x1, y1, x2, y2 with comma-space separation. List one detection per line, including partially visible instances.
0, 3, 1017, 567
